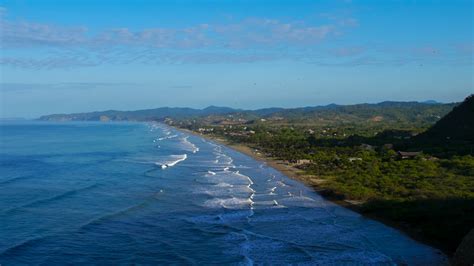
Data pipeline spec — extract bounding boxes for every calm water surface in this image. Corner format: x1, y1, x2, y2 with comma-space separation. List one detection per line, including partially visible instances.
0, 122, 447, 264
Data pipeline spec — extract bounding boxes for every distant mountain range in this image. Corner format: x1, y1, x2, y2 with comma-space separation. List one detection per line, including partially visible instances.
38, 106, 239, 122
38, 101, 457, 126
421, 100, 442, 104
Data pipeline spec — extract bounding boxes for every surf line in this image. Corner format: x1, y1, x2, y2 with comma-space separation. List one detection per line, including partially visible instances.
158, 154, 188, 169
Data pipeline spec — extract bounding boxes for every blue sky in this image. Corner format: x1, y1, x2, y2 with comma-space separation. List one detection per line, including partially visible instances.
0, 0, 473, 118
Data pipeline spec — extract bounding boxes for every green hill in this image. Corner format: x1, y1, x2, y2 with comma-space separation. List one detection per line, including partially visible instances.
409, 95, 474, 156
417, 95, 474, 142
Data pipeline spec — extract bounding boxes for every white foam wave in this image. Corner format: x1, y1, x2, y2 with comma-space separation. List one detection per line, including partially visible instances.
216, 182, 233, 187
196, 167, 256, 213
198, 170, 252, 187
252, 200, 285, 209
181, 136, 200, 153
147, 122, 163, 132
234, 171, 255, 189
276, 180, 290, 187
158, 134, 178, 141
236, 171, 255, 211
194, 185, 254, 197
156, 154, 188, 169
204, 197, 253, 209
213, 153, 234, 166
278, 195, 321, 208
269, 187, 277, 195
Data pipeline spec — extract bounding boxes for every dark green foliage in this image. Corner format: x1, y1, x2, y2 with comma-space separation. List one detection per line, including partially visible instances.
361, 198, 474, 254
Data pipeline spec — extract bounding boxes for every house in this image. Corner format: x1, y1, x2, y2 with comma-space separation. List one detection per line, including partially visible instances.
229, 132, 247, 137
348, 157, 362, 162
198, 128, 214, 133
397, 151, 421, 159
288, 159, 312, 165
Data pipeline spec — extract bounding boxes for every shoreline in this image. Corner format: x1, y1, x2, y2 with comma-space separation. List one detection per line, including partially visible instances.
177, 127, 450, 258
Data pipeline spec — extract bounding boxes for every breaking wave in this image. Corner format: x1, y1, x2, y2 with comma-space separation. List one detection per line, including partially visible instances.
203, 197, 254, 210
158, 134, 178, 141
181, 136, 200, 153
156, 154, 188, 169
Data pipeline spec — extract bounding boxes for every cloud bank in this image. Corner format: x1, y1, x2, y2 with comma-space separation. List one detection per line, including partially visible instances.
0, 7, 471, 69
0, 7, 361, 69
1, 15, 348, 49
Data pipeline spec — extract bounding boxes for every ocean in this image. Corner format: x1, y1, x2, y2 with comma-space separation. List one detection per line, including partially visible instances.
0, 121, 447, 264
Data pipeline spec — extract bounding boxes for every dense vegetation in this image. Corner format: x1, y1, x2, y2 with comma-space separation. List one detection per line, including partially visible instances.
173, 95, 474, 255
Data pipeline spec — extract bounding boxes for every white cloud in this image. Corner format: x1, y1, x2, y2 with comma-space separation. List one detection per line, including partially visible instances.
1, 17, 87, 48
1, 13, 349, 50
0, 56, 98, 69
0, 13, 357, 68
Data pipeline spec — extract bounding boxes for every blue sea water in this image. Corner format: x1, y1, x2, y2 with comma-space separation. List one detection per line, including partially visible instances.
0, 121, 447, 265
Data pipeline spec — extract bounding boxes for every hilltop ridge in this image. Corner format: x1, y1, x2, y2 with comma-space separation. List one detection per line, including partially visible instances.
38, 101, 457, 129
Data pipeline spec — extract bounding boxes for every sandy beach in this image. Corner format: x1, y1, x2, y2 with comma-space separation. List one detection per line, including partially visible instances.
178, 128, 362, 207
